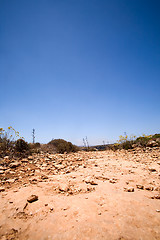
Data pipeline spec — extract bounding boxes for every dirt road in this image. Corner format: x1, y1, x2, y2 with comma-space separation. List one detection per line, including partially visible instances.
0, 148, 160, 239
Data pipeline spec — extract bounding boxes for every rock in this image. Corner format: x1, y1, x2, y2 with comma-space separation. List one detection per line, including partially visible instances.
10, 162, 20, 168
0, 170, 4, 174
50, 207, 54, 212
7, 179, 15, 183
21, 159, 28, 163
41, 175, 48, 180
4, 156, 9, 160
147, 140, 158, 147
29, 177, 38, 183
0, 166, 7, 170
59, 183, 69, 192
151, 194, 160, 199
145, 186, 154, 191
27, 195, 38, 203
0, 187, 5, 192
136, 184, 144, 190
109, 179, 117, 184
28, 156, 33, 160
124, 187, 134, 192
148, 168, 156, 172
85, 177, 98, 185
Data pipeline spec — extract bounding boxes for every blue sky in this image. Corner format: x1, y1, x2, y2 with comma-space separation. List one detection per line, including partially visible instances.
0, 0, 160, 145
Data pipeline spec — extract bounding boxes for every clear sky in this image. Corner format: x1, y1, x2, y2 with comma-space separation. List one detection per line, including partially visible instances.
0, 0, 160, 145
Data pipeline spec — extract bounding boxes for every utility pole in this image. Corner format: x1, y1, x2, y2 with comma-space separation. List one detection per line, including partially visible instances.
86, 136, 89, 148
32, 129, 35, 144
83, 138, 86, 148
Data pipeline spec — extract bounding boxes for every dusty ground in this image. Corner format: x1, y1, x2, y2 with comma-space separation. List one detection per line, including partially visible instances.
0, 147, 160, 240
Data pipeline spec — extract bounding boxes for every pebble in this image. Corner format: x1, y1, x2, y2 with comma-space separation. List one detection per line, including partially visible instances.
148, 168, 156, 172
85, 177, 98, 185
109, 179, 117, 184
27, 195, 38, 203
145, 186, 154, 191
10, 161, 20, 168
0, 187, 5, 192
152, 194, 160, 199
124, 187, 134, 192
136, 184, 144, 190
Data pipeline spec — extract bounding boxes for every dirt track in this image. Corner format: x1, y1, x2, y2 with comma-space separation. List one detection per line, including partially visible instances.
0, 148, 160, 240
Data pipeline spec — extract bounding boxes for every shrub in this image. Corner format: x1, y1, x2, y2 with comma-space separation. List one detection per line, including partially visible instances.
15, 139, 29, 152
135, 136, 150, 147
152, 134, 160, 139
48, 139, 79, 154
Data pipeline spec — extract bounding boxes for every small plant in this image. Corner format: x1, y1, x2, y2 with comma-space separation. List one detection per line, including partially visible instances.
0, 126, 26, 156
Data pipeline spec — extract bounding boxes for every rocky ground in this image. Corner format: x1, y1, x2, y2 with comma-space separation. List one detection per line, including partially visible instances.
0, 147, 160, 240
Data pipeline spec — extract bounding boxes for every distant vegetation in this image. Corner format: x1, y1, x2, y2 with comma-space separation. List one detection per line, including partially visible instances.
0, 127, 79, 157
111, 133, 160, 150
0, 126, 160, 158
48, 139, 79, 154
88, 134, 160, 151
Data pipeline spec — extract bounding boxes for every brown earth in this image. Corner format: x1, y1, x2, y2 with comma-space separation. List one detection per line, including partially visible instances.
0, 147, 160, 240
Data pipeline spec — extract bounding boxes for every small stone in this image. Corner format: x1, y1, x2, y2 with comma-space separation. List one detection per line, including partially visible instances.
152, 194, 160, 199
109, 179, 117, 184
27, 195, 38, 203
85, 177, 98, 185
10, 162, 20, 168
28, 156, 33, 160
136, 185, 144, 190
0, 187, 5, 192
21, 159, 28, 163
50, 208, 54, 212
41, 175, 48, 180
7, 179, 15, 183
59, 183, 69, 192
148, 168, 156, 172
0, 170, 4, 174
124, 187, 134, 192
145, 186, 154, 191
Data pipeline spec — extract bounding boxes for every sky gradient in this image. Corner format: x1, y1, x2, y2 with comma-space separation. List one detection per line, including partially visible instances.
0, 0, 160, 145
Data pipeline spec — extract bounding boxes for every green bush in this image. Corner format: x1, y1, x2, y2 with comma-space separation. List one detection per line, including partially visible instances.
121, 141, 133, 150
48, 139, 79, 154
152, 134, 160, 139
135, 137, 150, 147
